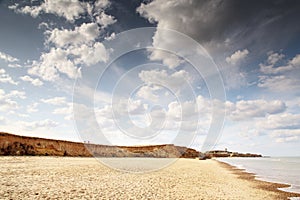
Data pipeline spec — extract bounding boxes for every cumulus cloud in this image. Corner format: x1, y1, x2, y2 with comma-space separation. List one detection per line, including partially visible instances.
95, 95, 210, 138
257, 113, 300, 129
10, 0, 115, 82
258, 52, 300, 95
267, 52, 285, 65
28, 41, 109, 81
226, 49, 249, 65
10, 0, 87, 22
138, 69, 192, 92
41, 97, 67, 106
47, 23, 100, 47
289, 54, 300, 67
137, 0, 212, 69
0, 68, 18, 85
259, 63, 294, 74
0, 89, 26, 112
20, 75, 43, 86
6, 90, 26, 99
137, 0, 226, 44
28, 48, 81, 81
52, 104, 73, 120
105, 99, 149, 118
270, 129, 300, 143
227, 99, 286, 121
104, 32, 116, 41
258, 75, 300, 92
0, 51, 19, 62
0, 97, 18, 112
96, 12, 117, 28
69, 42, 109, 66
136, 85, 162, 102
21, 119, 59, 130
259, 52, 300, 74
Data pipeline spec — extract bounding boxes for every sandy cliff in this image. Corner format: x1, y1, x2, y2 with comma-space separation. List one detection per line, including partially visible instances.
0, 132, 200, 158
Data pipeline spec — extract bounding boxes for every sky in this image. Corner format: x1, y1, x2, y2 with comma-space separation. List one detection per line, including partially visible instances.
0, 0, 300, 156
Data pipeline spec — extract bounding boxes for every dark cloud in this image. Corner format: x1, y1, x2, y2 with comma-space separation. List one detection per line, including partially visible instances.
138, 0, 300, 56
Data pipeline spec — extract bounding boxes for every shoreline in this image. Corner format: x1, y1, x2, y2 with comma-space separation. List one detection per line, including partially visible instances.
215, 159, 300, 199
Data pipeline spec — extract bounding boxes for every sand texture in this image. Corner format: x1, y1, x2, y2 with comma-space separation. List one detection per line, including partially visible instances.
1, 157, 299, 199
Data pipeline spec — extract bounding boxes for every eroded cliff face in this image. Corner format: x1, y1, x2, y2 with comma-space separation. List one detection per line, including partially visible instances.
0, 132, 200, 158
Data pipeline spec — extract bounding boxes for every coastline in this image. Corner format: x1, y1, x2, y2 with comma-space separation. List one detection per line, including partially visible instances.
215, 159, 300, 199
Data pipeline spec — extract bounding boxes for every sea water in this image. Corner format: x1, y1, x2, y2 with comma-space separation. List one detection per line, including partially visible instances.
217, 157, 300, 196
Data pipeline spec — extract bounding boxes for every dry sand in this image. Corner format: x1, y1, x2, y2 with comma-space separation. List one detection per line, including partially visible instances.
0, 157, 299, 199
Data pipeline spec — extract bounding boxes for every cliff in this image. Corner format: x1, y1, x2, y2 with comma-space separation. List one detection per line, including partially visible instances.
0, 132, 200, 158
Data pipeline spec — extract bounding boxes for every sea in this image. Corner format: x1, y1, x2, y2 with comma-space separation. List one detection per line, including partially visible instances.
217, 157, 300, 198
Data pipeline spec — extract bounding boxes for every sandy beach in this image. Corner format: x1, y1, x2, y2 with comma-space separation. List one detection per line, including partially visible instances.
0, 157, 299, 199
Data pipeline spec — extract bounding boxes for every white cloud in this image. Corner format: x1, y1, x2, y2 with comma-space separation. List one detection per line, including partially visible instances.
275, 136, 299, 143
137, 0, 209, 38
0, 51, 19, 62
136, 85, 160, 102
27, 103, 39, 113
10, 0, 86, 22
47, 23, 100, 47
21, 119, 59, 130
258, 75, 300, 92
96, 12, 117, 28
106, 99, 149, 118
29, 23, 110, 81
10, 1, 114, 83
270, 129, 300, 143
41, 97, 67, 106
259, 63, 294, 74
260, 53, 300, 74
257, 113, 300, 129
289, 54, 300, 67
267, 52, 284, 65
138, 69, 191, 91
137, 0, 213, 69
9, 0, 114, 23
69, 42, 109, 66
0, 68, 18, 85
8, 63, 22, 68
20, 75, 43, 86
0, 98, 18, 112
149, 50, 183, 69
53, 105, 73, 120
6, 90, 26, 99
0, 89, 26, 112
28, 48, 81, 81
228, 99, 286, 121
226, 49, 249, 65
105, 32, 116, 41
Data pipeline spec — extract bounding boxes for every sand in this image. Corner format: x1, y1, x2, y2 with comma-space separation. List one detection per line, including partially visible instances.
0, 157, 299, 199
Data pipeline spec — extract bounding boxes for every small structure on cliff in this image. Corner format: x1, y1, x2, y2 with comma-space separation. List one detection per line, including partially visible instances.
205, 149, 262, 158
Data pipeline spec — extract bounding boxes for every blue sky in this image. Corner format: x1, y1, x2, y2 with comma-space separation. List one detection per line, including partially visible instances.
0, 0, 300, 156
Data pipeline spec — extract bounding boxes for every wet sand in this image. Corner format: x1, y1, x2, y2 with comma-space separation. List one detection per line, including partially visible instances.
0, 157, 299, 199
